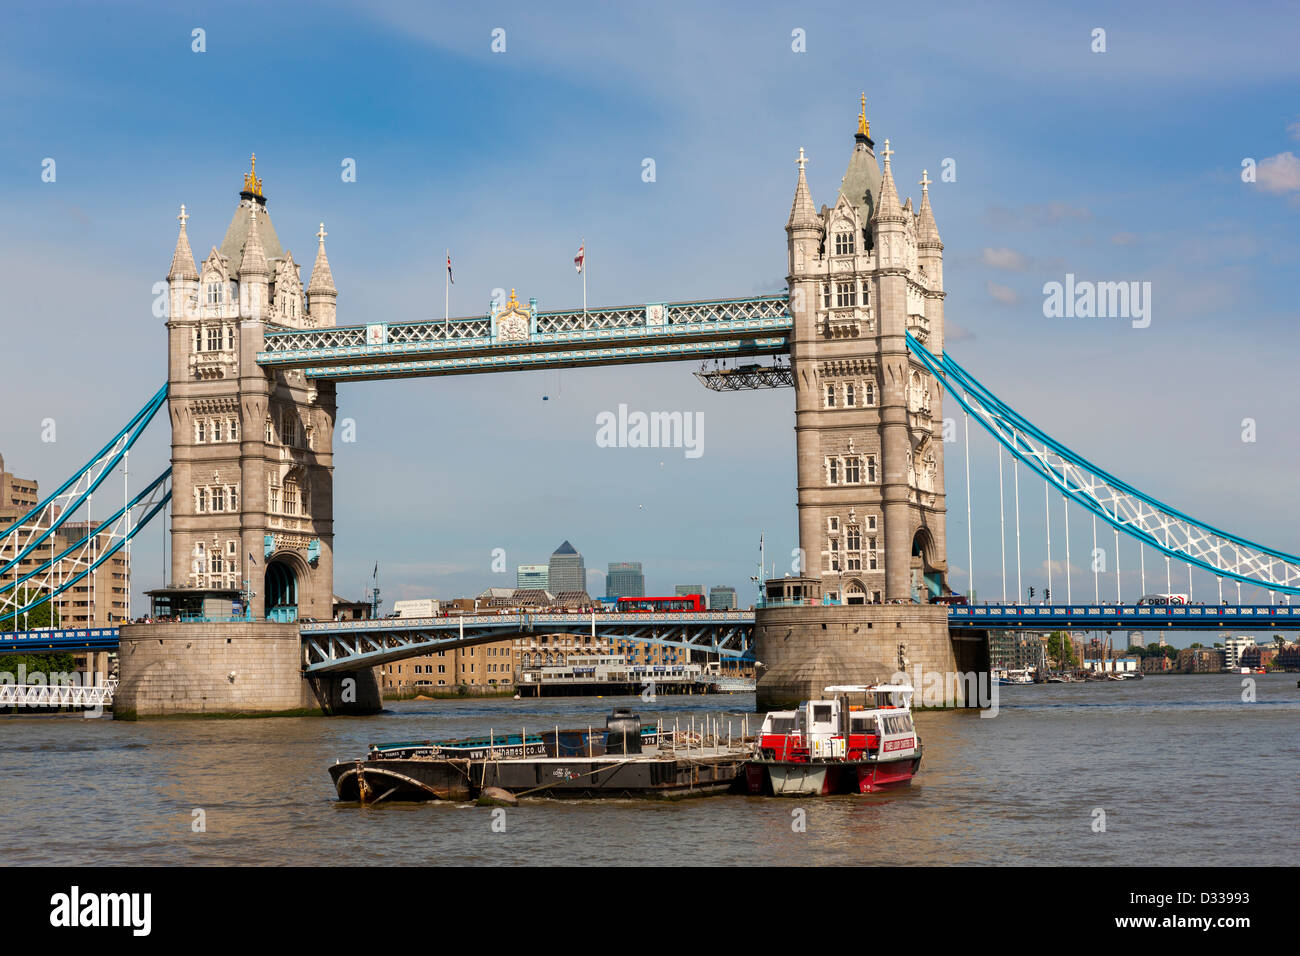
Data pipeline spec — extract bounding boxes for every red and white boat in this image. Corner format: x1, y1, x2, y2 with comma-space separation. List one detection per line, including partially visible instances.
744, 684, 922, 796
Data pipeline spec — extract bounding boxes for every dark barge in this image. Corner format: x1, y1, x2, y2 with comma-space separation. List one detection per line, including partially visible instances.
329, 710, 753, 802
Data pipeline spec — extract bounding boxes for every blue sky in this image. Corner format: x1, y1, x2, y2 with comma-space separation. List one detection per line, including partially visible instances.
2, 1, 1299, 620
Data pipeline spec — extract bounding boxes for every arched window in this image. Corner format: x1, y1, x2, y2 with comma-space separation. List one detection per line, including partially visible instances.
834, 232, 855, 256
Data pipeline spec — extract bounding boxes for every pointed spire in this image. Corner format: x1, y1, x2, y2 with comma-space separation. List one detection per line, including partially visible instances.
168, 204, 198, 280
875, 138, 903, 221
838, 97, 880, 223
307, 222, 335, 295
917, 169, 941, 244
786, 147, 820, 233
239, 206, 269, 277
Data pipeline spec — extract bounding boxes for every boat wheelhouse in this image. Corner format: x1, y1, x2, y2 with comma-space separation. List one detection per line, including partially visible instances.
745, 683, 922, 795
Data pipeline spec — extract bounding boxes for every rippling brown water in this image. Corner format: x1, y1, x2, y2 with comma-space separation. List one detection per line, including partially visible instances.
2, 674, 1295, 866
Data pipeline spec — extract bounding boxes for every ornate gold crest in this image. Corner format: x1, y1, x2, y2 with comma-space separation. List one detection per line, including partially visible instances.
495, 288, 530, 343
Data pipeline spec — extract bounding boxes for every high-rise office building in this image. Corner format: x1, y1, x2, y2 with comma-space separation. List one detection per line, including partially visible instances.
674, 584, 705, 599
606, 562, 645, 600
548, 540, 586, 594
516, 564, 549, 590
708, 586, 737, 610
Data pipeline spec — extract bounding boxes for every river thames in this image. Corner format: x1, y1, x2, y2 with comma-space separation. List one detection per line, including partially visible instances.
2, 674, 1295, 866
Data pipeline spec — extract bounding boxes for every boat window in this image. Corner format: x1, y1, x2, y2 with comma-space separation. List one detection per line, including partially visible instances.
768, 716, 797, 735
881, 714, 914, 735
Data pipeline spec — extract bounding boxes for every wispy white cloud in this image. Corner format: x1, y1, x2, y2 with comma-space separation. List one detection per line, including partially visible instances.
1257, 151, 1300, 194
981, 247, 1030, 271
986, 202, 1093, 230
986, 280, 1019, 305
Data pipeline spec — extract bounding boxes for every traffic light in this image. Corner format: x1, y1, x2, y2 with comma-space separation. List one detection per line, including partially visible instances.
1045, 589, 1052, 602
1028, 586, 1035, 600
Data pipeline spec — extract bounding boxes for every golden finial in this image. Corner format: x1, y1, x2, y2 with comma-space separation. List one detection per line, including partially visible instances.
506, 288, 520, 310
857, 94, 869, 138
242, 153, 263, 197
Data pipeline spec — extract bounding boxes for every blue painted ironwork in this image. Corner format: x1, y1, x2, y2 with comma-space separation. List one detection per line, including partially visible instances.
299, 612, 756, 673
0, 384, 168, 577
945, 603, 1300, 629
1, 471, 171, 625
307, 337, 791, 381
907, 332, 1300, 595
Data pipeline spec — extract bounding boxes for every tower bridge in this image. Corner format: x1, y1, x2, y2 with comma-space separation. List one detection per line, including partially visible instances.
6, 99, 1300, 716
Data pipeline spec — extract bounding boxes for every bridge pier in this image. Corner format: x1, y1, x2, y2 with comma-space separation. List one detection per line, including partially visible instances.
754, 603, 985, 709
114, 622, 381, 719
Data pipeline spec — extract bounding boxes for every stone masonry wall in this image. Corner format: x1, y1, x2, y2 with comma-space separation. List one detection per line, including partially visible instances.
115, 622, 380, 718
754, 604, 980, 709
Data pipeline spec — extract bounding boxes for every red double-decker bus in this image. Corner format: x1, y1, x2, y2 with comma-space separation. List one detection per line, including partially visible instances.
616, 595, 705, 613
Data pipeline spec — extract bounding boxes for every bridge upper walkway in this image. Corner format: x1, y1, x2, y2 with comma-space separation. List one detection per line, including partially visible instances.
255, 294, 792, 380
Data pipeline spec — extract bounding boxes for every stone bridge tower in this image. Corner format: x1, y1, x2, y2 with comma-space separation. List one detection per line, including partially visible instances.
786, 99, 949, 603
755, 100, 977, 710
163, 157, 337, 622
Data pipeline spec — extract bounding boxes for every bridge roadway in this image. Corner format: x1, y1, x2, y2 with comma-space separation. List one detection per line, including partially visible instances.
3, 604, 1296, 663
946, 603, 1300, 630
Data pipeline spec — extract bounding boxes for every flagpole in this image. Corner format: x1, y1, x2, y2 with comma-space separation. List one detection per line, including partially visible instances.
445, 248, 449, 325
582, 237, 587, 316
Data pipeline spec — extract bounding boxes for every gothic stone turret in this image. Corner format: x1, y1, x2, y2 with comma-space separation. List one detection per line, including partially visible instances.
163, 156, 336, 621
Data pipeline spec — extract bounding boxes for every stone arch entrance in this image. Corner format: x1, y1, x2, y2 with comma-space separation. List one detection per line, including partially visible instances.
911, 528, 943, 602
844, 579, 867, 605
265, 557, 300, 623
